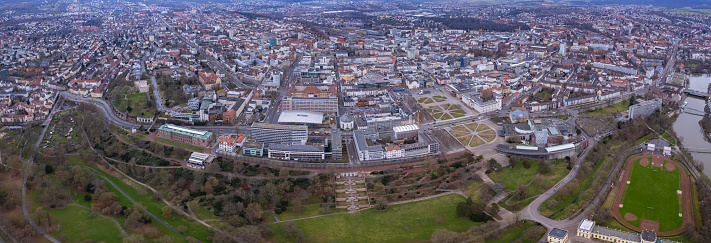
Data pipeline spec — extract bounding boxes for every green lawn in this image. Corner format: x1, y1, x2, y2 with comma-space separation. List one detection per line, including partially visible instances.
189, 199, 222, 221
418, 97, 435, 104
154, 137, 204, 152
486, 221, 544, 243
268, 194, 480, 243
276, 204, 347, 221
113, 88, 156, 119
433, 95, 447, 102
49, 204, 125, 243
619, 161, 684, 232
451, 112, 466, 118
584, 99, 630, 116
440, 114, 453, 120
489, 162, 541, 191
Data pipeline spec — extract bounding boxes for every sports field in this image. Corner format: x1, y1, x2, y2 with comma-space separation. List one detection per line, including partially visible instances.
615, 154, 691, 234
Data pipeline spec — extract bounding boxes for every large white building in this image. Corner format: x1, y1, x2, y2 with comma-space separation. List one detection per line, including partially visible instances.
462, 93, 502, 113
575, 219, 679, 243
251, 123, 308, 145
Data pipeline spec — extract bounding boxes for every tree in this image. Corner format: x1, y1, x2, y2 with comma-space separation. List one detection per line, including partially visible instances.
373, 182, 386, 195
488, 158, 500, 170
522, 159, 531, 169
161, 205, 173, 219
281, 221, 301, 238
245, 203, 263, 224
374, 199, 389, 211
456, 198, 493, 222
45, 164, 54, 174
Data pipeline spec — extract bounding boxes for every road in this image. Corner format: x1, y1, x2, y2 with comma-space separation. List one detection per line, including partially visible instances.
264, 55, 301, 124
21, 101, 60, 243
149, 75, 170, 113
61, 92, 142, 129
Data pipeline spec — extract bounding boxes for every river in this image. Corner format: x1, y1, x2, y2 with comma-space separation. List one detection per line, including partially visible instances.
673, 75, 711, 178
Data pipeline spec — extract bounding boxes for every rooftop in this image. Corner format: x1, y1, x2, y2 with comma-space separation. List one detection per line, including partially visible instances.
549, 228, 568, 239
252, 122, 308, 130
278, 110, 324, 125
158, 124, 213, 140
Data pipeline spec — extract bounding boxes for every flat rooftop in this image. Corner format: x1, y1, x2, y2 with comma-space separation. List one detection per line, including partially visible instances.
278, 110, 324, 125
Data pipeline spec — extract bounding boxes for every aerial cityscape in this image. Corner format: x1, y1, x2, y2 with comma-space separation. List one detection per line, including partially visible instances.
1, 0, 711, 242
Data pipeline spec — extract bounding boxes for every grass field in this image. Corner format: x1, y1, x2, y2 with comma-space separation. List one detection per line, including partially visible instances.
113, 87, 156, 119
468, 136, 485, 147
275, 204, 347, 221
450, 125, 470, 133
486, 221, 544, 243
464, 122, 479, 132
479, 133, 496, 142
267, 194, 480, 243
189, 199, 222, 221
433, 95, 447, 102
475, 124, 492, 132
440, 114, 453, 120
584, 99, 630, 117
154, 137, 204, 152
418, 97, 435, 104
619, 161, 684, 232
457, 135, 473, 146
489, 162, 542, 191
448, 130, 470, 138
49, 204, 125, 242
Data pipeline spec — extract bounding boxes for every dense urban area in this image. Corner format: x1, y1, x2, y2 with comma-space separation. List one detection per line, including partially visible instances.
2, 0, 711, 242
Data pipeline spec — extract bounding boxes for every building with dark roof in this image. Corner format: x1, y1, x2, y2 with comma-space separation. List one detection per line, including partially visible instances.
547, 228, 568, 243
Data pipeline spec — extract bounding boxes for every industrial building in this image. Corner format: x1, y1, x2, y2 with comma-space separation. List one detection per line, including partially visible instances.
157, 124, 215, 147
251, 123, 308, 145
